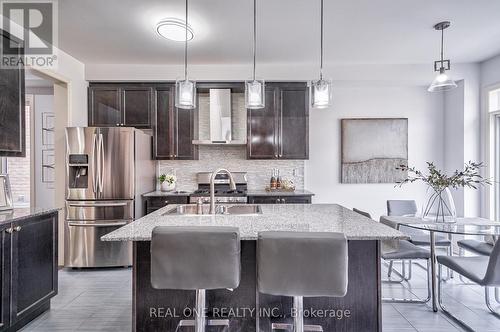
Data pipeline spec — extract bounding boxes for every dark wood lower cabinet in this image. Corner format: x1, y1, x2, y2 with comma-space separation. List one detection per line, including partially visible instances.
0, 211, 58, 331
248, 195, 312, 204
143, 196, 190, 216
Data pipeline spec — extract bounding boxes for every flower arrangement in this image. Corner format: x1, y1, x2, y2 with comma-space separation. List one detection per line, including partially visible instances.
396, 161, 491, 222
159, 174, 176, 192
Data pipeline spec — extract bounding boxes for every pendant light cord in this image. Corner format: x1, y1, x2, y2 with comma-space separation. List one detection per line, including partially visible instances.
440, 27, 444, 66
319, 0, 324, 80
184, 0, 188, 80
252, 0, 256, 81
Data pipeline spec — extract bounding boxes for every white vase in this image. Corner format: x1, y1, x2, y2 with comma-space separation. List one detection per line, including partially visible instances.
160, 182, 175, 192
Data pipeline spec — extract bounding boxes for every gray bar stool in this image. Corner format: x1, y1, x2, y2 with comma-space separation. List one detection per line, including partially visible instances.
257, 231, 348, 332
151, 226, 241, 332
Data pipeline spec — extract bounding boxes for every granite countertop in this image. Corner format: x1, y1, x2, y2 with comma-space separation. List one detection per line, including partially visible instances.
0, 207, 61, 225
102, 203, 405, 241
246, 190, 315, 196
143, 190, 193, 197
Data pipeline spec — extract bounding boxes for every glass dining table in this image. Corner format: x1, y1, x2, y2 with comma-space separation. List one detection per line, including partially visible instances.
380, 216, 500, 312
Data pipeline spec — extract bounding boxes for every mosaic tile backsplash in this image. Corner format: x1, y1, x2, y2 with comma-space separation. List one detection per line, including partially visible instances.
158, 145, 305, 191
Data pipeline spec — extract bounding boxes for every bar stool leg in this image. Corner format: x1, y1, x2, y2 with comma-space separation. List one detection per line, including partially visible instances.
293, 296, 304, 332
195, 289, 206, 332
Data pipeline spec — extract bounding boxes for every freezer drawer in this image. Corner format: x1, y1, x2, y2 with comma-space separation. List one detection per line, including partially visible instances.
66, 200, 134, 221
64, 220, 132, 268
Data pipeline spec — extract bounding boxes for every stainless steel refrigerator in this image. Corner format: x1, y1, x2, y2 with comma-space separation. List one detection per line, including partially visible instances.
65, 127, 155, 268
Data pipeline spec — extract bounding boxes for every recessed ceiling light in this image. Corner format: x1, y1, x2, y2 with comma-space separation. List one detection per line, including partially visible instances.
156, 18, 194, 42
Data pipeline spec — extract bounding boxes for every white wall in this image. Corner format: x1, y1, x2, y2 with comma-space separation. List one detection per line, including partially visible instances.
32, 93, 56, 209
42, 49, 88, 126
305, 83, 444, 219
443, 81, 465, 216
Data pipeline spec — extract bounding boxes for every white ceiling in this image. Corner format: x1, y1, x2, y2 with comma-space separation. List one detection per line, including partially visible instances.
58, 0, 500, 65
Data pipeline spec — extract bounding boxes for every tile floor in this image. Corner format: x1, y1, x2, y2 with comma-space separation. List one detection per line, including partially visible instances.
19, 262, 500, 331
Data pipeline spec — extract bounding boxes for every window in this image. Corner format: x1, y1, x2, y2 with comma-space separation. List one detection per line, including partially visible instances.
489, 88, 500, 113
490, 87, 500, 219
5, 98, 32, 207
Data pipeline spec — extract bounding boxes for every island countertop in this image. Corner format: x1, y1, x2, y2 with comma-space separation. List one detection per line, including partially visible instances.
102, 203, 406, 241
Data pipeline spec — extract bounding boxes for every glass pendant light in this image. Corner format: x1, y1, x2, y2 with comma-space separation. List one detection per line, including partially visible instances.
428, 21, 457, 93
175, 0, 196, 109
311, 0, 332, 109
245, 0, 265, 109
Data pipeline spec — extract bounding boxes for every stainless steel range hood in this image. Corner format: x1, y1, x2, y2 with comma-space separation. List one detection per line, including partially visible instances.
192, 89, 247, 145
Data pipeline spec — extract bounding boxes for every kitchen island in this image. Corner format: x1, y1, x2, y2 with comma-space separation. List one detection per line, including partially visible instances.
102, 204, 405, 332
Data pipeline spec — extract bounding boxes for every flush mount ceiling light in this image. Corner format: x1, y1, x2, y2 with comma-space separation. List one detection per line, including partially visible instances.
245, 0, 265, 109
310, 0, 332, 109
156, 18, 194, 42
428, 21, 457, 93
175, 0, 196, 109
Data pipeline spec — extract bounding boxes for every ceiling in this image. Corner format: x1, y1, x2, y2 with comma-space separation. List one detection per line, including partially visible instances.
58, 0, 500, 65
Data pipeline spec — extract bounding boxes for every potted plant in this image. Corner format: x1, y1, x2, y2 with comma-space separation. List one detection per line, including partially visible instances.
159, 174, 176, 192
397, 162, 491, 222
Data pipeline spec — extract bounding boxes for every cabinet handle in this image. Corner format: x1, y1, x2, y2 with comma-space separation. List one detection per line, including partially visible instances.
14, 226, 21, 232
5, 227, 13, 234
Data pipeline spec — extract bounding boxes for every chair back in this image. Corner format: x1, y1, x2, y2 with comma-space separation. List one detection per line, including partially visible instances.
353, 208, 372, 219
484, 240, 500, 286
387, 200, 417, 216
257, 231, 348, 297
151, 226, 241, 290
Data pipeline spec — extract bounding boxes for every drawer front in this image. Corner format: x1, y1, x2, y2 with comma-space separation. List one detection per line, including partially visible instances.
146, 196, 189, 208
247, 196, 282, 204
144, 196, 189, 215
248, 195, 312, 204
280, 196, 312, 204
66, 200, 134, 221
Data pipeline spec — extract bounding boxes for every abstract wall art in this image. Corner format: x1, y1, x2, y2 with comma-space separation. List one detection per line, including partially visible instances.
341, 118, 408, 183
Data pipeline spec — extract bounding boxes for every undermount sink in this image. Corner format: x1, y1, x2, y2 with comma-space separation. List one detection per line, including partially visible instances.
163, 204, 263, 216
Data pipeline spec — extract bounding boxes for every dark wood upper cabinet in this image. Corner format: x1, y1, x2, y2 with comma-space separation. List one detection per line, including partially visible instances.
0, 30, 25, 157
247, 88, 278, 159
278, 86, 309, 159
153, 86, 198, 160
122, 87, 152, 127
88, 84, 153, 129
247, 82, 308, 160
89, 87, 121, 127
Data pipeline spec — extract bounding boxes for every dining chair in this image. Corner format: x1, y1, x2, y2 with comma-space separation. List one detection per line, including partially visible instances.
353, 208, 431, 303
437, 240, 500, 329
386, 200, 452, 280
457, 238, 499, 302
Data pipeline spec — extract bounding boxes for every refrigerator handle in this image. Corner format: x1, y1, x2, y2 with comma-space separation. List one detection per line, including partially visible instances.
92, 133, 98, 194
99, 133, 104, 194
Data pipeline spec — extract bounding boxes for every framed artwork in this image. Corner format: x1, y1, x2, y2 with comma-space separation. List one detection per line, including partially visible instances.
341, 118, 408, 183
0, 174, 13, 211
42, 112, 55, 146
42, 149, 55, 183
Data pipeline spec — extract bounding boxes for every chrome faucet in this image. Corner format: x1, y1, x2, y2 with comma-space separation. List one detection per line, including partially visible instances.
210, 168, 236, 214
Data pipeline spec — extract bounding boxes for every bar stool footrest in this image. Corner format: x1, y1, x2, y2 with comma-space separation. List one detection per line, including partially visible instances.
271, 323, 324, 331
177, 319, 230, 327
